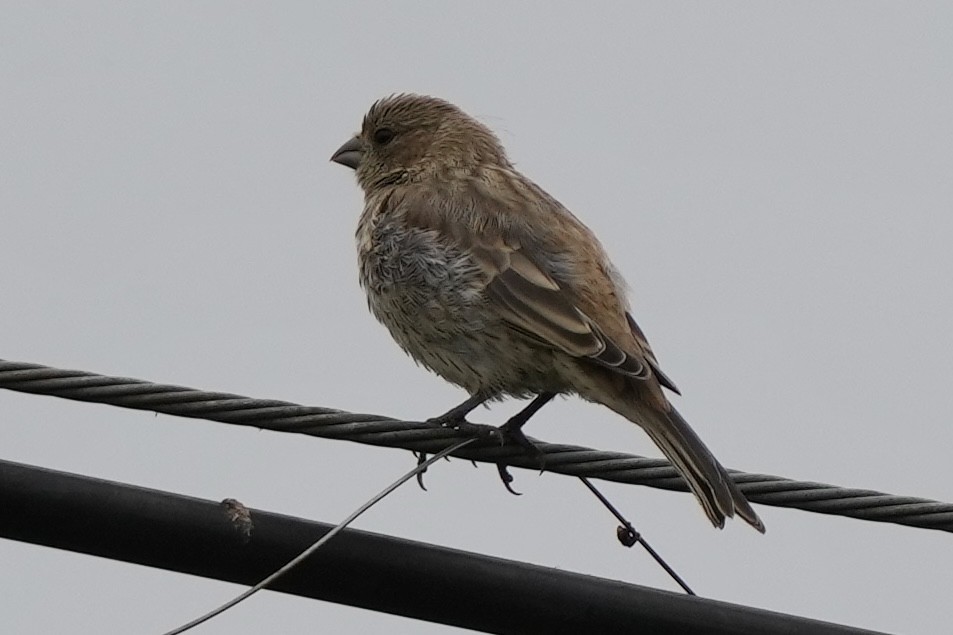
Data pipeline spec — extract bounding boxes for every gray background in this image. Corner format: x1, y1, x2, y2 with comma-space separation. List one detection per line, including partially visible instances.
2, 3, 951, 633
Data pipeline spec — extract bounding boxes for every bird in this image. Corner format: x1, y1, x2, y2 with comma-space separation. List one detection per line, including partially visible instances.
330, 93, 764, 532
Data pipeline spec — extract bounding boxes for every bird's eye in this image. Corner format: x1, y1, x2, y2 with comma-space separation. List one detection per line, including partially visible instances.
373, 128, 395, 145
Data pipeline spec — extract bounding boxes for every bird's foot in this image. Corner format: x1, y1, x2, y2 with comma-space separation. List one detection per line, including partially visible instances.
423, 393, 550, 494
426, 411, 466, 427
417, 405, 499, 491
493, 417, 546, 496
499, 419, 546, 471
426, 412, 501, 442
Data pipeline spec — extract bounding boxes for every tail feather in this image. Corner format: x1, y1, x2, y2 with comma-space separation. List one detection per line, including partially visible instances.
626, 404, 765, 533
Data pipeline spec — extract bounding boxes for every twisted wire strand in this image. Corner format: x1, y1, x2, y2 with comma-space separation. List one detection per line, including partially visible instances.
2, 359, 951, 533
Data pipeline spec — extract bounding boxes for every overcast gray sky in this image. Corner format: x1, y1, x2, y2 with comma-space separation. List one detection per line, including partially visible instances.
2, 3, 952, 633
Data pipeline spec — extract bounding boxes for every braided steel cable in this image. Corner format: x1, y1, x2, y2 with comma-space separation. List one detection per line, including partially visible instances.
2, 358, 951, 533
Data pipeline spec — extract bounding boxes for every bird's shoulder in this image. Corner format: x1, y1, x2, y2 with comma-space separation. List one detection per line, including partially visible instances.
382, 166, 593, 264
386, 169, 623, 312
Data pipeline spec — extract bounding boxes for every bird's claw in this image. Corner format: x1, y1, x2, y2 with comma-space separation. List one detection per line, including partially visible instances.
498, 421, 546, 473
414, 451, 428, 491
496, 463, 522, 495
491, 420, 548, 494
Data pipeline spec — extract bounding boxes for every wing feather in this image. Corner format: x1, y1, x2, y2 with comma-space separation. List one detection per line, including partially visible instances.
478, 241, 650, 380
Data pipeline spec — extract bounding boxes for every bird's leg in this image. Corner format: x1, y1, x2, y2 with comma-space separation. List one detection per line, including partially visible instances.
427, 392, 492, 426
500, 391, 556, 436
496, 392, 556, 493
427, 391, 501, 439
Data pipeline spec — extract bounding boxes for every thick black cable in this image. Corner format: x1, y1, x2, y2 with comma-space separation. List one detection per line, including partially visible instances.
163, 438, 477, 635
0, 459, 885, 635
2, 358, 952, 533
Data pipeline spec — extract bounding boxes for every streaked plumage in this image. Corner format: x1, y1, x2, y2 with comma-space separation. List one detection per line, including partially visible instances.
332, 94, 764, 532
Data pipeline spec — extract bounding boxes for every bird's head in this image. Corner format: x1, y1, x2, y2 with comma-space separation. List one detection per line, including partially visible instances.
331, 94, 507, 190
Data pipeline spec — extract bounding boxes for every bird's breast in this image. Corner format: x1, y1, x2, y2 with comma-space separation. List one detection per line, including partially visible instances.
357, 216, 483, 317
357, 213, 490, 351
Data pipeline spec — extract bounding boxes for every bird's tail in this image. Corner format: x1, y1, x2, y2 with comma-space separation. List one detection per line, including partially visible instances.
620, 402, 764, 532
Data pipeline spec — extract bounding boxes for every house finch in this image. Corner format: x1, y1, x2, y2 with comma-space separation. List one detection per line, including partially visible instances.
331, 94, 764, 532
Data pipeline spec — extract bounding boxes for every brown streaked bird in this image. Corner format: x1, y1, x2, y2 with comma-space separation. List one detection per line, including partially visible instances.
331, 94, 764, 532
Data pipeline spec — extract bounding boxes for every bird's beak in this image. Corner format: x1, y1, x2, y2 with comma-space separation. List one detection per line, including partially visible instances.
330, 136, 364, 170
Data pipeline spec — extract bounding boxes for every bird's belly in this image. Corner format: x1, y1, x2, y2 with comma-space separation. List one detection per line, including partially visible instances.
358, 228, 560, 395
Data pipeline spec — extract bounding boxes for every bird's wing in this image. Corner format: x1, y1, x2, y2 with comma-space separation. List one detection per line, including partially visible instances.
470, 240, 652, 381
396, 179, 677, 390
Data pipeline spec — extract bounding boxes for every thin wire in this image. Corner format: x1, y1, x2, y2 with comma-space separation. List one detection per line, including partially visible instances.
579, 476, 695, 595
161, 438, 476, 635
